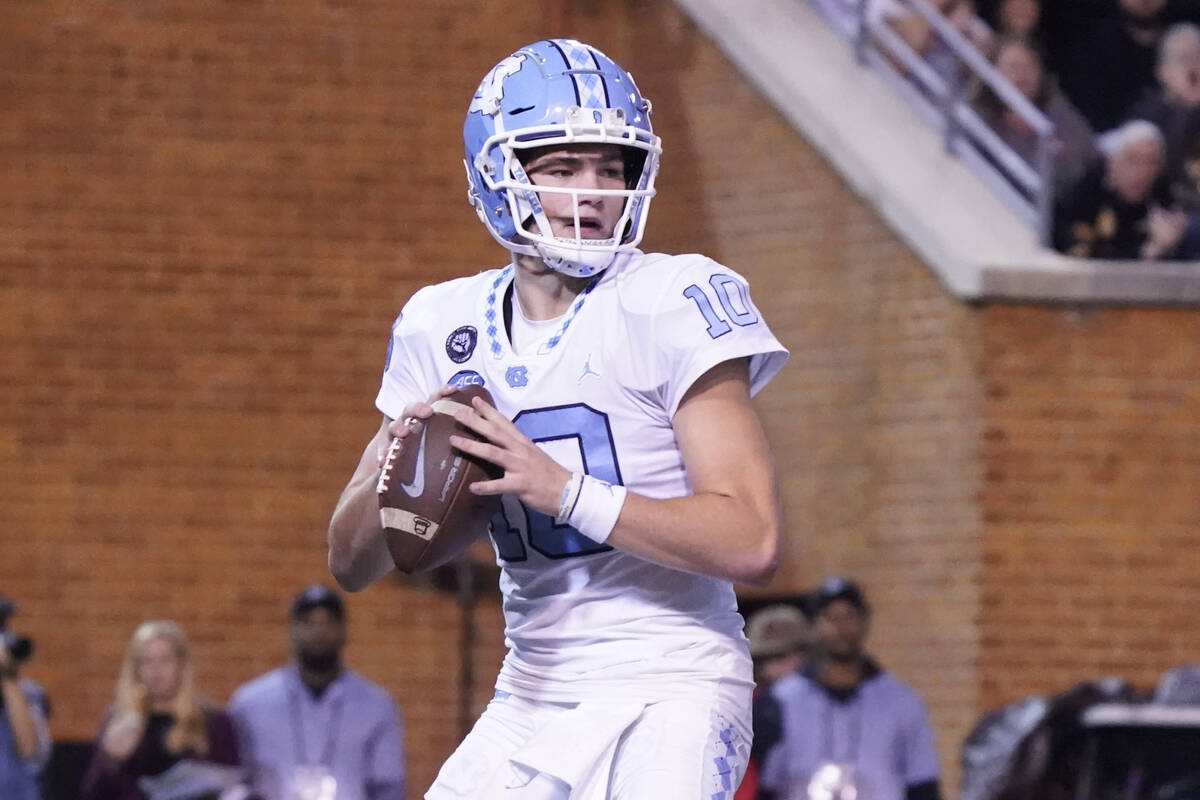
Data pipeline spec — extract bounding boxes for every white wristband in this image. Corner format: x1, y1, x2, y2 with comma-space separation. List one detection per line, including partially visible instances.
565, 474, 627, 544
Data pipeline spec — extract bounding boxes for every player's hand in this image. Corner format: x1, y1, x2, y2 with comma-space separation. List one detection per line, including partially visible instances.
379, 385, 461, 466
448, 395, 570, 516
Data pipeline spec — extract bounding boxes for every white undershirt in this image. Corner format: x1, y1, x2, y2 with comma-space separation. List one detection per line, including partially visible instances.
510, 294, 564, 355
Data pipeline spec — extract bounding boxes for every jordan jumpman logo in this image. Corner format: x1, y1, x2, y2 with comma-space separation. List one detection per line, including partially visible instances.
578, 353, 600, 383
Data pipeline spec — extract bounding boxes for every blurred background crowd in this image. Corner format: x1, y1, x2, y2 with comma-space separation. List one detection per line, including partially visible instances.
2, 587, 404, 800
7, 577, 1199, 800
815, 0, 1200, 259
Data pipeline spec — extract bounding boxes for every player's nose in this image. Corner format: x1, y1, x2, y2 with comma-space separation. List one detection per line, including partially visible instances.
575, 171, 608, 206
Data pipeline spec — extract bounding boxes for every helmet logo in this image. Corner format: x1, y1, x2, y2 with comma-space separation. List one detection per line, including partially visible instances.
468, 54, 527, 116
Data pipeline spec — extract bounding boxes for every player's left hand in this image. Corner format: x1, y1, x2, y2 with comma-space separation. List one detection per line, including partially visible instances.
448, 396, 570, 516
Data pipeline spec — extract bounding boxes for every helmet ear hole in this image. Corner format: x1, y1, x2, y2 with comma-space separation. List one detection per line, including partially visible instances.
622, 148, 648, 190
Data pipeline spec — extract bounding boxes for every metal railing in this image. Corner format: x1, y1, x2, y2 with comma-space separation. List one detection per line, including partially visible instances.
833, 0, 1058, 244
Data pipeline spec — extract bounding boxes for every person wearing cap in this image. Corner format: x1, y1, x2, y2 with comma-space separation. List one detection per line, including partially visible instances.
747, 604, 811, 690
737, 604, 811, 800
759, 578, 942, 800
228, 585, 405, 800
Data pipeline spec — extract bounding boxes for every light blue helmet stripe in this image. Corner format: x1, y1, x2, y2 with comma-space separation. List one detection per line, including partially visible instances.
555, 38, 609, 110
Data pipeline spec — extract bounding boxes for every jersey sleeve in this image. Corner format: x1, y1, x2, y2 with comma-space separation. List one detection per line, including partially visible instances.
645, 257, 788, 417
375, 286, 445, 420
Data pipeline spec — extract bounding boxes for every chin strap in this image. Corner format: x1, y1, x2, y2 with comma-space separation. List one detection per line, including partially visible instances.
536, 243, 618, 278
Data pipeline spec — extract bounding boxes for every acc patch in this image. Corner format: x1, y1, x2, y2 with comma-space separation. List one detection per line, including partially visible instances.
448, 370, 486, 389
445, 326, 478, 364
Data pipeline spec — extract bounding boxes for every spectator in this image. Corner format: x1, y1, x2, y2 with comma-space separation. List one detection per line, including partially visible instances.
759, 578, 942, 800
1128, 23, 1200, 208
983, 0, 1043, 41
1052, 0, 1170, 131
80, 620, 241, 800
737, 604, 812, 800
1053, 119, 1189, 259
229, 585, 404, 800
974, 36, 1097, 195
748, 603, 812, 695
0, 598, 51, 800
886, 0, 995, 98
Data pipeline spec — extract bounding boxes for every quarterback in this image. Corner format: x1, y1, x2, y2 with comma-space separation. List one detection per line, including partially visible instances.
328, 39, 788, 799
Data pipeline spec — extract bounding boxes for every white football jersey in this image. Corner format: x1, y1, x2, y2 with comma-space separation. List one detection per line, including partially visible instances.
376, 250, 788, 702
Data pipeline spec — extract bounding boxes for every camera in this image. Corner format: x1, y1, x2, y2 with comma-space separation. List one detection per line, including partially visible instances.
0, 598, 33, 664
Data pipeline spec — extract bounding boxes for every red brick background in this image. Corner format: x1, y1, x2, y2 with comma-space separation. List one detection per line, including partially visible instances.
4, 1, 1199, 796
979, 306, 1200, 706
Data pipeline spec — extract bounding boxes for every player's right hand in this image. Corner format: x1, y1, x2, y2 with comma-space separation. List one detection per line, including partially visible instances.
378, 385, 462, 466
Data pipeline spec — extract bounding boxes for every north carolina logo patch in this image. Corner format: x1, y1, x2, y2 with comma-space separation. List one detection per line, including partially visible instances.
446, 326, 478, 364
505, 366, 529, 388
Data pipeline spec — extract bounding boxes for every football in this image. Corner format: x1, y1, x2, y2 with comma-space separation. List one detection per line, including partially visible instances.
377, 384, 504, 573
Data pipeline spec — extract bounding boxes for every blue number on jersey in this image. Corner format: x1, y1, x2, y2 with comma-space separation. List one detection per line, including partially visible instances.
488, 403, 621, 561
683, 273, 760, 339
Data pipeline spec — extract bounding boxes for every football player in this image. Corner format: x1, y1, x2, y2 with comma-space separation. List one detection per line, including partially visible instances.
328, 38, 789, 799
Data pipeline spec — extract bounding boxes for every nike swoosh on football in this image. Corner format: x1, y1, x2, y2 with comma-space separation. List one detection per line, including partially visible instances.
399, 426, 427, 498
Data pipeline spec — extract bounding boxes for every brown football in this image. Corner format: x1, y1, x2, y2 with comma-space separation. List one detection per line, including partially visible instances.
376, 384, 503, 573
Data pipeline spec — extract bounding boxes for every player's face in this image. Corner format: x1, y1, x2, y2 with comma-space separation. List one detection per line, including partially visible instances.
522, 144, 628, 241
137, 636, 185, 704
290, 607, 347, 671
815, 600, 868, 661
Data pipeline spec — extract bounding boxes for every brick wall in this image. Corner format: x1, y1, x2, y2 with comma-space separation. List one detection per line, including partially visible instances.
980, 305, 1200, 706
4, 0, 1197, 797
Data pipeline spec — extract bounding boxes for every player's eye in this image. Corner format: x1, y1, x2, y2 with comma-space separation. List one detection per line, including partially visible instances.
530, 164, 571, 179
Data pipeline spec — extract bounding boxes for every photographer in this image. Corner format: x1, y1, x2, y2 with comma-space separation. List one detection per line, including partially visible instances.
0, 599, 51, 800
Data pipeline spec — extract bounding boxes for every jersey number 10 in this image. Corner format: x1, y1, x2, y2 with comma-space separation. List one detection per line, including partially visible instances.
489, 404, 620, 561
683, 274, 759, 339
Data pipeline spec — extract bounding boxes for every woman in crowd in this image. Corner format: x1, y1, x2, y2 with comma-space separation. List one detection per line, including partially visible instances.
983, 0, 1042, 43
887, 0, 995, 96
81, 620, 241, 800
974, 36, 1097, 195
